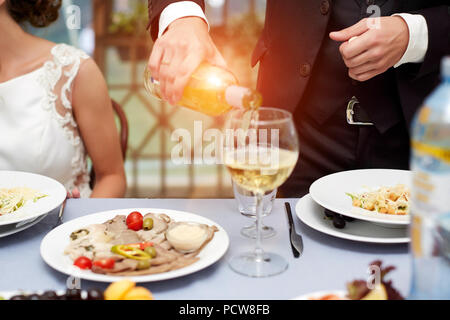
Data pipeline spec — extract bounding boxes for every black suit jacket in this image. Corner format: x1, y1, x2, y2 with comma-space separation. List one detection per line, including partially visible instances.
148, 0, 450, 133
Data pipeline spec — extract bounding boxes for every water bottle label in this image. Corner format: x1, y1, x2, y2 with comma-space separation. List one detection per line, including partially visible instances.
412, 141, 450, 164
411, 141, 450, 216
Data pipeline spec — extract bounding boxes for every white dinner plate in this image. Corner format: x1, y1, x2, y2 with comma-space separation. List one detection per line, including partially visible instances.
0, 214, 48, 238
41, 208, 230, 283
296, 195, 409, 243
292, 290, 347, 300
0, 171, 66, 228
309, 169, 411, 226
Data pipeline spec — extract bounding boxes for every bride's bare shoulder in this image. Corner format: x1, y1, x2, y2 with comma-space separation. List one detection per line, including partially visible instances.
72, 56, 111, 110
29, 37, 58, 59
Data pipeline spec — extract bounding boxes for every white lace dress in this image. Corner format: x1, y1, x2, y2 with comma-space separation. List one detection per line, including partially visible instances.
0, 44, 92, 197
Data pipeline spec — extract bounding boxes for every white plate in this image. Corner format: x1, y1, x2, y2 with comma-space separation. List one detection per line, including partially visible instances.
296, 195, 409, 243
0, 214, 48, 238
41, 208, 230, 283
292, 290, 347, 300
0, 171, 66, 226
310, 169, 411, 226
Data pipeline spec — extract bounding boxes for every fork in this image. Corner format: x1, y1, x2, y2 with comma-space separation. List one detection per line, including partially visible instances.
53, 199, 67, 229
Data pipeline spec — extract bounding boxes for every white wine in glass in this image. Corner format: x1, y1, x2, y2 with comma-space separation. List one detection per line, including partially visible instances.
225, 148, 298, 194
224, 107, 299, 277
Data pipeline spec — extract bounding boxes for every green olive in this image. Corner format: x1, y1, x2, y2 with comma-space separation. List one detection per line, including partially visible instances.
137, 259, 151, 270
144, 246, 157, 258
143, 218, 154, 230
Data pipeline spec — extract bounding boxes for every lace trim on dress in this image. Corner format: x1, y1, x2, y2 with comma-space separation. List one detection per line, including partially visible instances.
37, 44, 91, 197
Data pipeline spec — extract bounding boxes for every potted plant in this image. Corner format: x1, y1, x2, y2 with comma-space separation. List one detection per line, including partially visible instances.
109, 1, 149, 61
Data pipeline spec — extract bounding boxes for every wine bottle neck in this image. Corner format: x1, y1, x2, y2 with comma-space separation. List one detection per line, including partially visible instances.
225, 85, 261, 110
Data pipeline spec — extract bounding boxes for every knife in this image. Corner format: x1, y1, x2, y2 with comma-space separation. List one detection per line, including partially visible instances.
285, 202, 303, 258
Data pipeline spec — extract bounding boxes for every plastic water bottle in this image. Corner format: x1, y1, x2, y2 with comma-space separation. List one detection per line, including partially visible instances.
409, 56, 450, 299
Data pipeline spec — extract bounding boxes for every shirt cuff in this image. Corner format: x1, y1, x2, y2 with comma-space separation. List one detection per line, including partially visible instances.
158, 1, 210, 38
392, 13, 429, 68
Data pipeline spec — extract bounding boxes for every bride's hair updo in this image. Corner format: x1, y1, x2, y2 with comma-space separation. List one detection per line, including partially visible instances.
6, 0, 62, 28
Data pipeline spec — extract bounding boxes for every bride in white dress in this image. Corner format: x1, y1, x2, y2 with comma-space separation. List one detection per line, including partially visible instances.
0, 0, 126, 197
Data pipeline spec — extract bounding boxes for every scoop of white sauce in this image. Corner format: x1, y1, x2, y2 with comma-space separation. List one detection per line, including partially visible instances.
166, 223, 208, 253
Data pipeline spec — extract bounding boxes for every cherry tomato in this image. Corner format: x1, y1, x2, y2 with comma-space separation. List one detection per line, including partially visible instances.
139, 242, 154, 250
93, 258, 115, 269
73, 256, 92, 270
126, 211, 143, 231
126, 242, 154, 250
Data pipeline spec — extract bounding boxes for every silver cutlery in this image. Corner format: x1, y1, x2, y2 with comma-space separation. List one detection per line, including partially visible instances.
285, 202, 303, 258
53, 199, 67, 229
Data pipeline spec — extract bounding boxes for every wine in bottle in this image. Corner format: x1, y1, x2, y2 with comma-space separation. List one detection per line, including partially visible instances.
144, 62, 262, 116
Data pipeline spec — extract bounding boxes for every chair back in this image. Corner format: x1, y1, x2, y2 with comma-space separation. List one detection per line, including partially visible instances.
89, 99, 128, 189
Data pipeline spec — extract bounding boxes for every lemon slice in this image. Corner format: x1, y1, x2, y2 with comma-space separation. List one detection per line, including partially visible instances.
361, 284, 388, 300
122, 287, 153, 300
104, 279, 135, 300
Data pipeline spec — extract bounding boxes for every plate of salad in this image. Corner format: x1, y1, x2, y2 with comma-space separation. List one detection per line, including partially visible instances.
310, 169, 411, 226
0, 171, 66, 235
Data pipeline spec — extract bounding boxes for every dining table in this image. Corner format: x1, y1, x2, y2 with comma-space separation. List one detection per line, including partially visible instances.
0, 198, 411, 300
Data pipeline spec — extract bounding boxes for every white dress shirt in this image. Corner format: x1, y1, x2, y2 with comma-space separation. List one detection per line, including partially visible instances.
158, 1, 209, 38
158, 2, 429, 68
393, 13, 429, 67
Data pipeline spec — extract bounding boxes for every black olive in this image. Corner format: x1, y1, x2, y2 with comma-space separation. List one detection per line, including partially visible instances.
57, 293, 67, 300
28, 294, 41, 300
333, 215, 346, 229
65, 288, 82, 300
87, 289, 104, 300
10, 295, 28, 300
40, 291, 58, 300
324, 209, 336, 219
342, 215, 355, 222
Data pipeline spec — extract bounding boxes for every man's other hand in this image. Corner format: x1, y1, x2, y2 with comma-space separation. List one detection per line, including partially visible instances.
330, 16, 409, 82
148, 17, 227, 105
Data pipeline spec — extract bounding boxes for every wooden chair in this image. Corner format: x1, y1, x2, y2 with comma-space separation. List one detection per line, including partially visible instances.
89, 99, 128, 189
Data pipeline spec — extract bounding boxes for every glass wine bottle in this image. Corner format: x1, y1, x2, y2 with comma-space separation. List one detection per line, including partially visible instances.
144, 62, 262, 116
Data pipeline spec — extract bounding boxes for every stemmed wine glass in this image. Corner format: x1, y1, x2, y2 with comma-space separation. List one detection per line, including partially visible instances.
233, 183, 277, 239
224, 107, 299, 277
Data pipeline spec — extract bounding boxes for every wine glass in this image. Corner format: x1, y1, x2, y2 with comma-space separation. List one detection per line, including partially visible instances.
224, 107, 299, 277
233, 183, 277, 239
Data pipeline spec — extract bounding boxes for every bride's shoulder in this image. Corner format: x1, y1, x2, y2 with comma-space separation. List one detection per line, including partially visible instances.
48, 43, 91, 66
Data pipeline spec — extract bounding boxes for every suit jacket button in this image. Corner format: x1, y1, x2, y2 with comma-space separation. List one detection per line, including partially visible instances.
320, 0, 330, 15
300, 63, 311, 77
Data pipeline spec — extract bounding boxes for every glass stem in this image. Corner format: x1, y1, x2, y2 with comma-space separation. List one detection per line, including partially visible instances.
254, 191, 264, 262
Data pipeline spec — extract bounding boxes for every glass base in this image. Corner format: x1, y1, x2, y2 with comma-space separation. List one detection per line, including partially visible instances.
241, 224, 276, 239
228, 252, 288, 278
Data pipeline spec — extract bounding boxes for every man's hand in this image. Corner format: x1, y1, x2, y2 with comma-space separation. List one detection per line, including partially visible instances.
148, 17, 226, 105
330, 16, 409, 82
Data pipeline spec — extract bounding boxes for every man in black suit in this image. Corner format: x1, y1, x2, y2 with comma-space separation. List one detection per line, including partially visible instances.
147, 0, 450, 197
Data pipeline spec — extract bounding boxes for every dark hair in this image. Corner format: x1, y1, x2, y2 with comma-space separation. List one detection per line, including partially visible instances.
6, 0, 62, 28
